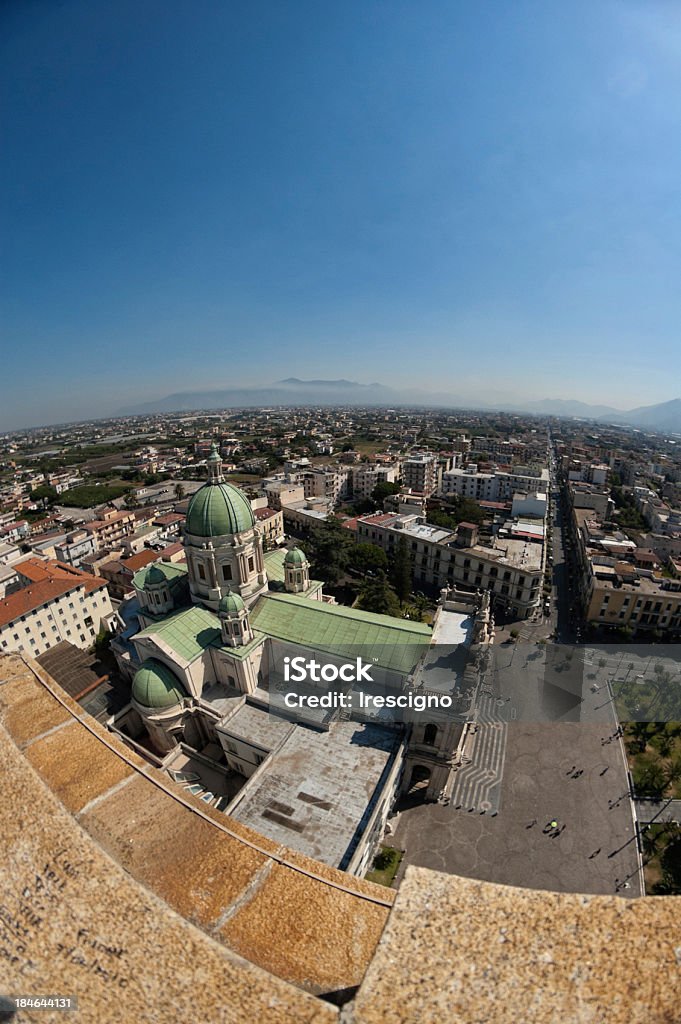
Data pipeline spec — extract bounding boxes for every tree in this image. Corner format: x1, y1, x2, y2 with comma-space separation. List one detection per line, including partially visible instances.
665, 755, 681, 789
302, 516, 354, 585
633, 753, 667, 798
29, 484, 58, 506
348, 542, 388, 576
357, 572, 401, 617
372, 480, 401, 506
174, 483, 185, 500
659, 835, 681, 892
390, 534, 413, 605
93, 628, 112, 658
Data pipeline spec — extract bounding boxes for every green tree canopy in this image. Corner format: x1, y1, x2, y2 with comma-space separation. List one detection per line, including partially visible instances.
372, 480, 401, 505
357, 571, 401, 617
29, 484, 59, 505
301, 515, 354, 585
390, 534, 413, 605
348, 542, 388, 576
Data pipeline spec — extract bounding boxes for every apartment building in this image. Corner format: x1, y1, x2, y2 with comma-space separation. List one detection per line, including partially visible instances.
573, 509, 681, 637
263, 480, 305, 511
356, 514, 543, 618
0, 558, 114, 657
253, 506, 285, 548
351, 463, 400, 500
54, 529, 98, 568
402, 453, 439, 497
0, 519, 30, 544
83, 508, 136, 549
440, 464, 550, 502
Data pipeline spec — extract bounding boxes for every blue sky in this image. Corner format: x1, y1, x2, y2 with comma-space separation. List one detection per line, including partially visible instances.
2, 1, 681, 429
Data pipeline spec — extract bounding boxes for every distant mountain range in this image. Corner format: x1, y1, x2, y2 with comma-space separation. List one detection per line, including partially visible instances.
117, 379, 681, 434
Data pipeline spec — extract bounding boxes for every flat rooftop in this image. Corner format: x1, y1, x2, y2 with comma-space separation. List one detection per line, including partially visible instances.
230, 720, 400, 868
396, 521, 455, 544
470, 538, 543, 571
219, 700, 294, 751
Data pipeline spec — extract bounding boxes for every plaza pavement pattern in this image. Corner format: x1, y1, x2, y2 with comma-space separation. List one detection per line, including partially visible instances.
394, 654, 643, 897
449, 693, 508, 814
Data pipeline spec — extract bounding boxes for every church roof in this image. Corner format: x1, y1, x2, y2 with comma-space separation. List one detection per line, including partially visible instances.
132, 658, 187, 709
136, 605, 223, 661
132, 560, 187, 591
185, 480, 255, 537
250, 593, 431, 675
284, 547, 308, 566
218, 590, 245, 616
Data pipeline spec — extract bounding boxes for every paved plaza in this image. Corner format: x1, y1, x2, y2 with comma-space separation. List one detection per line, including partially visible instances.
395, 720, 641, 896
394, 645, 643, 897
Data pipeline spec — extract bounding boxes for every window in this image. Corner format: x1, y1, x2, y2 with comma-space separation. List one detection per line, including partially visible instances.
222, 564, 232, 581
424, 724, 438, 746
197, 563, 206, 581
248, 556, 255, 573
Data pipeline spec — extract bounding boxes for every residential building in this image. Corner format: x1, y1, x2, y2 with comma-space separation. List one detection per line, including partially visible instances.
253, 506, 285, 548
402, 453, 439, 497
83, 508, 136, 549
356, 513, 543, 618
54, 529, 98, 568
440, 464, 550, 502
0, 558, 114, 657
351, 463, 400, 500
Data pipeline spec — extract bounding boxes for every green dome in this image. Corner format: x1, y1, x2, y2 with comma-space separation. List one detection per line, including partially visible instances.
185, 481, 255, 537
145, 563, 167, 586
132, 659, 187, 710
284, 547, 307, 566
218, 590, 245, 616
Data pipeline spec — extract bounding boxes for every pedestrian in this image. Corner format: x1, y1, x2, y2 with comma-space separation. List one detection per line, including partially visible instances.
589, 848, 601, 859
566, 765, 576, 775
527, 819, 538, 829
600, 766, 609, 776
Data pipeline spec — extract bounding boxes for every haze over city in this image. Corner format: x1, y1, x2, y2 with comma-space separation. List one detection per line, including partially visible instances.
3, 0, 681, 429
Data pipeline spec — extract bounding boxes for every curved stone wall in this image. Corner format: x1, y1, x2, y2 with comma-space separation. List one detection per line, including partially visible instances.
2, 653, 680, 1024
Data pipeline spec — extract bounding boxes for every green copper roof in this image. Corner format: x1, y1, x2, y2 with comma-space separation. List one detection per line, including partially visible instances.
136, 605, 222, 661
284, 547, 307, 566
185, 481, 255, 537
132, 561, 187, 591
263, 548, 287, 582
218, 590, 245, 616
250, 593, 431, 675
145, 564, 167, 586
132, 658, 187, 709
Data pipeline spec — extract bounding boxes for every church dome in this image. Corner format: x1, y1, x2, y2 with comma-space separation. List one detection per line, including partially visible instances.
284, 547, 307, 566
132, 659, 187, 710
145, 563, 167, 586
185, 481, 255, 537
218, 590, 245, 617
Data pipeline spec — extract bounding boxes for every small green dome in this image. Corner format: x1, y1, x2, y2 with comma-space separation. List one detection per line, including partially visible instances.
218, 590, 245, 616
185, 481, 255, 537
132, 659, 187, 710
145, 563, 166, 586
284, 547, 307, 566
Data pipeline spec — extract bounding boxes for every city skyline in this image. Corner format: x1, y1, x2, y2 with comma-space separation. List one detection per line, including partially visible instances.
3, 2, 681, 428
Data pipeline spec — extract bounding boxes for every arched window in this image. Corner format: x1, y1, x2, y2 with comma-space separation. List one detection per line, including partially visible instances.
424, 724, 438, 746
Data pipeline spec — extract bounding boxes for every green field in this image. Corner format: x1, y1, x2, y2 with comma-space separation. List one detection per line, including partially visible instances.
58, 483, 134, 507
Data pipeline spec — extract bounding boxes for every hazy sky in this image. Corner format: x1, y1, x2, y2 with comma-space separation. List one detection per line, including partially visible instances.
2, 1, 681, 429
